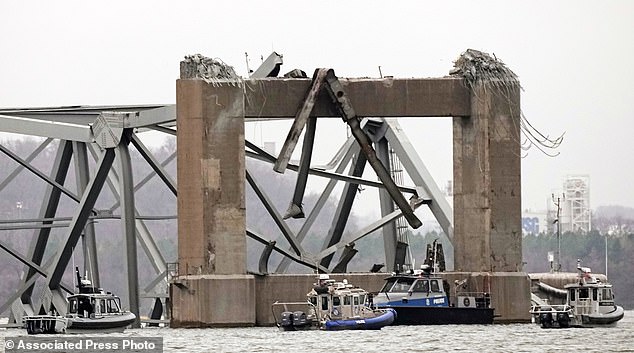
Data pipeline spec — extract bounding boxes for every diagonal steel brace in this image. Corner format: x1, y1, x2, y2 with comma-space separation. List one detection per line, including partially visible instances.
323, 69, 422, 229
274, 68, 328, 173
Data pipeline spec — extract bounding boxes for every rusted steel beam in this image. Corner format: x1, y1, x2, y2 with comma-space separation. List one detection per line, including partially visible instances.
244, 77, 469, 118
274, 68, 328, 173
323, 69, 422, 229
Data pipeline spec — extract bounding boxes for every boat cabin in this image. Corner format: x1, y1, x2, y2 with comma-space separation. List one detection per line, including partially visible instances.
308, 277, 372, 320
377, 272, 449, 307
68, 293, 123, 318
566, 276, 616, 317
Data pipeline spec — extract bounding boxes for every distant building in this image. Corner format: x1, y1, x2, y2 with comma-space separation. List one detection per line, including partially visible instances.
522, 209, 548, 235
547, 175, 592, 233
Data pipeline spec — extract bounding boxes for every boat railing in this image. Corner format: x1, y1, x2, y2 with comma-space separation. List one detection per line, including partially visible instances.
530, 304, 571, 314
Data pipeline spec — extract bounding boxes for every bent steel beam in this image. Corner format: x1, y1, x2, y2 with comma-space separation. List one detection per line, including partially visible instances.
275, 138, 359, 273
331, 244, 358, 273
247, 229, 326, 273
257, 240, 276, 274
323, 69, 422, 229
246, 143, 418, 195
274, 68, 327, 173
283, 116, 317, 219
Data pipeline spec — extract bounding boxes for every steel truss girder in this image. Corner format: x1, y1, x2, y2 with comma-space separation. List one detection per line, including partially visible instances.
246, 141, 419, 195
0, 114, 93, 142
116, 131, 140, 328
47, 147, 115, 289
108, 150, 176, 213
130, 133, 177, 196
316, 199, 425, 262
0, 144, 83, 204
383, 119, 454, 240
0, 138, 53, 192
376, 137, 400, 270
73, 141, 100, 287
1, 255, 58, 315
247, 229, 326, 272
319, 152, 367, 269
87, 144, 168, 277
245, 168, 305, 256
274, 137, 359, 273
0, 240, 73, 294
21, 140, 73, 303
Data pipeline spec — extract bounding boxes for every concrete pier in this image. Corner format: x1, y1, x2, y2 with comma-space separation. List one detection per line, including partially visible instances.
453, 82, 522, 272
171, 64, 530, 326
172, 79, 252, 327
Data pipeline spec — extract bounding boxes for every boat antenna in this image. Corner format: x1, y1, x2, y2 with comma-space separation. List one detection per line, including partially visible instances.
71, 245, 76, 290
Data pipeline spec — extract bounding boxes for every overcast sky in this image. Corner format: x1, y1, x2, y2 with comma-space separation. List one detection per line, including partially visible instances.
1, 0, 633, 214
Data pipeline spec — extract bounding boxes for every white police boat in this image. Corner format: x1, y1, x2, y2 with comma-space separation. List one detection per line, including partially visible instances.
272, 274, 396, 331
530, 261, 624, 328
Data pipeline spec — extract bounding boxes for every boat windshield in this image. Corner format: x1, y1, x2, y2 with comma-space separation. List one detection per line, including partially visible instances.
385, 278, 416, 293
107, 298, 122, 313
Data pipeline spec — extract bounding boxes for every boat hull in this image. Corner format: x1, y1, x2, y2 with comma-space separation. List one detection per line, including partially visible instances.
66, 312, 136, 333
578, 306, 625, 327
385, 306, 494, 325
324, 309, 396, 331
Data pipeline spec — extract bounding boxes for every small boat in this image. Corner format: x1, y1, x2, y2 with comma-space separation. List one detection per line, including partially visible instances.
272, 274, 396, 331
24, 267, 136, 334
530, 260, 624, 328
372, 240, 495, 325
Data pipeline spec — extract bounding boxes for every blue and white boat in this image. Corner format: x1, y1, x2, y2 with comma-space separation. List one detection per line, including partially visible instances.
272, 274, 396, 331
372, 241, 495, 325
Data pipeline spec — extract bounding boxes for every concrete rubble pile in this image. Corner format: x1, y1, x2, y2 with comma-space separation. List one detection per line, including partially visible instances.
450, 48, 520, 88
180, 54, 241, 86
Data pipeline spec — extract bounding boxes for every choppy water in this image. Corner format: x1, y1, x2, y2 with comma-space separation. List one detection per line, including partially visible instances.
2, 311, 633, 353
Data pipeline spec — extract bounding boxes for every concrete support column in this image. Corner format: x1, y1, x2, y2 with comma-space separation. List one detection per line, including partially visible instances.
453, 82, 522, 272
176, 79, 246, 276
